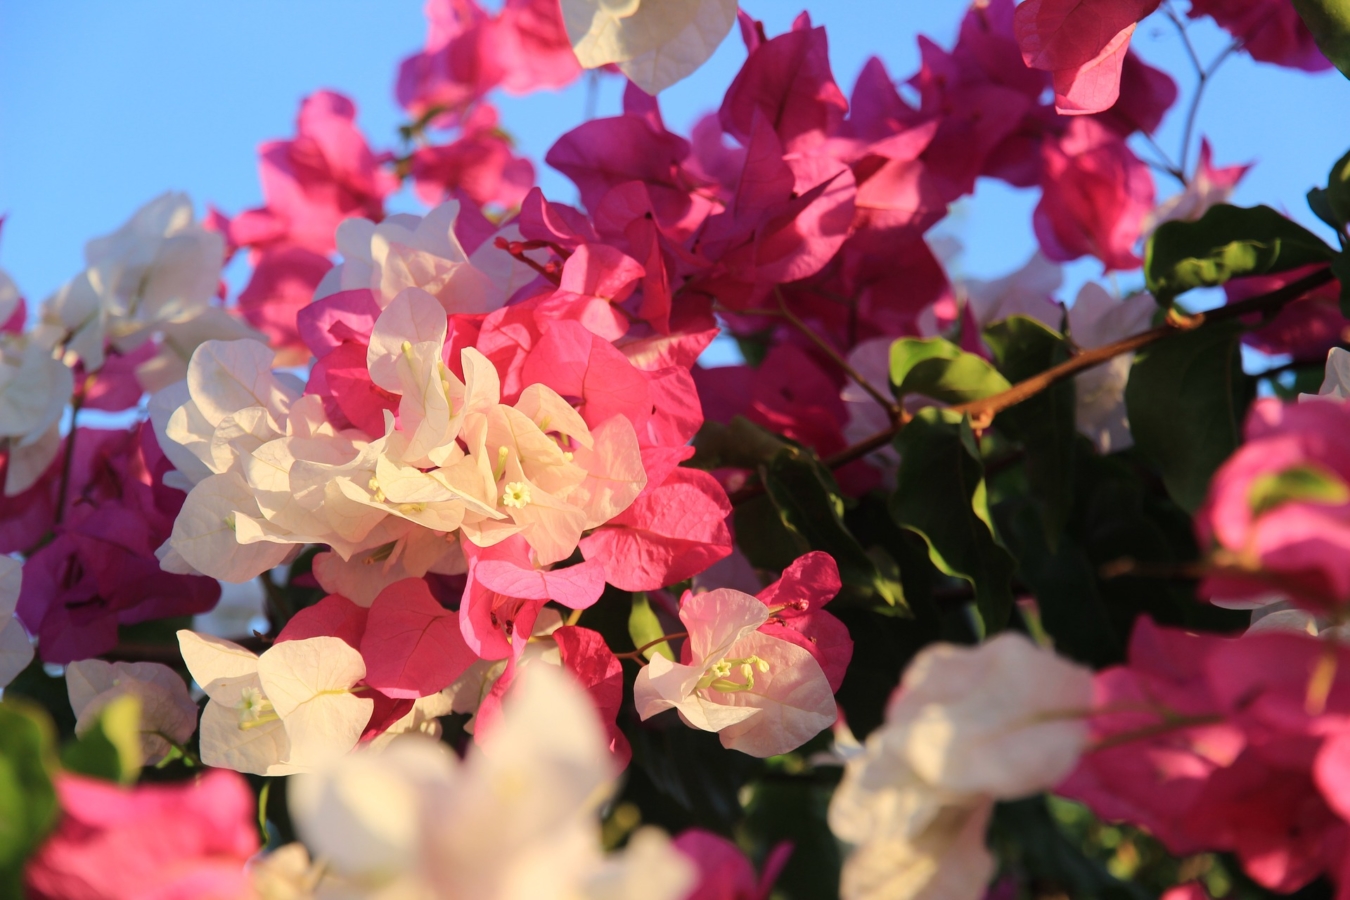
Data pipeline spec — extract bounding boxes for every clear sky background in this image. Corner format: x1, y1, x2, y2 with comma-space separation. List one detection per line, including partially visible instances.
4, 1, 1349, 326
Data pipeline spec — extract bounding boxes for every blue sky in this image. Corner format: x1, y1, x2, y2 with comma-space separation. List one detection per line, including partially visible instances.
3, 1, 1348, 318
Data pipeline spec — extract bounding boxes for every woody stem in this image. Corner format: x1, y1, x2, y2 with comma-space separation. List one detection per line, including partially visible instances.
773, 287, 903, 422
615, 631, 689, 661
730, 267, 1334, 506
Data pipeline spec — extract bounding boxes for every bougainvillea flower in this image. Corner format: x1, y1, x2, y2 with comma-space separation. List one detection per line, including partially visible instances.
719, 15, 848, 155
829, 634, 1092, 900
754, 551, 853, 692
1014, 0, 1163, 115
1305, 347, 1350, 401
1033, 117, 1154, 271
65, 659, 198, 764
562, 0, 738, 94
633, 588, 836, 757
39, 191, 231, 373
25, 770, 259, 900
409, 104, 536, 209
1189, 0, 1332, 72
1067, 282, 1156, 453
0, 554, 31, 687
232, 90, 397, 257
359, 577, 478, 699
1145, 139, 1250, 235
177, 630, 373, 775
674, 828, 792, 900
1225, 264, 1344, 363
235, 244, 333, 366
1195, 398, 1350, 610
579, 466, 732, 592
289, 665, 695, 899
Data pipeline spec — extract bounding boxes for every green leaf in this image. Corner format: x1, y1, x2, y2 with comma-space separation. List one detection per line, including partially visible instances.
689, 415, 788, 471
991, 797, 1151, 900
890, 409, 1017, 630
756, 446, 906, 609
1145, 204, 1335, 304
984, 316, 1077, 541
1124, 321, 1255, 513
742, 777, 842, 900
889, 337, 1011, 405
0, 701, 59, 895
1326, 148, 1350, 227
627, 593, 674, 661
998, 496, 1123, 668
1249, 463, 1350, 516
1292, 0, 1350, 80
60, 694, 144, 784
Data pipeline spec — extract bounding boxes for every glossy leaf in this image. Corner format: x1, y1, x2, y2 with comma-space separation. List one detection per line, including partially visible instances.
1291, 0, 1350, 79
1124, 320, 1255, 512
889, 337, 1011, 404
890, 409, 1016, 630
1145, 204, 1335, 304
985, 316, 1077, 542
753, 445, 906, 609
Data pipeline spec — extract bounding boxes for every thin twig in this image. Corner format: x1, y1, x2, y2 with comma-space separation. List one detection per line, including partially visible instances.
615, 631, 688, 661
1166, 3, 1241, 177
774, 288, 901, 420
729, 267, 1335, 505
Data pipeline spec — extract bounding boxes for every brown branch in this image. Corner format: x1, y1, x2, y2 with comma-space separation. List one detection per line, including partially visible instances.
729, 267, 1334, 505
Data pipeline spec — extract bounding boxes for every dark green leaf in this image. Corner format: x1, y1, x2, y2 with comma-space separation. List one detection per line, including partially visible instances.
998, 497, 1123, 668
1145, 204, 1335, 304
743, 445, 906, 608
984, 316, 1077, 540
0, 701, 59, 895
991, 797, 1151, 900
60, 694, 143, 784
742, 777, 842, 900
889, 337, 1011, 405
1291, 0, 1350, 80
1329, 149, 1350, 225
623, 719, 762, 832
1124, 320, 1255, 512
890, 409, 1016, 630
689, 415, 788, 471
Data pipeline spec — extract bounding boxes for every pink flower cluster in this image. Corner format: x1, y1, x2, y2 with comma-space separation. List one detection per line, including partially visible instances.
1196, 398, 1350, 611
1063, 617, 1350, 895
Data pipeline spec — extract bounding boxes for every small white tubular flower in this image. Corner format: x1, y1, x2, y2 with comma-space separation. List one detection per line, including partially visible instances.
1067, 283, 1156, 454
562, 0, 738, 94
0, 556, 33, 688
317, 201, 497, 312
177, 630, 372, 775
40, 192, 229, 372
290, 666, 694, 900
1302, 346, 1350, 403
828, 634, 1092, 900
66, 660, 198, 764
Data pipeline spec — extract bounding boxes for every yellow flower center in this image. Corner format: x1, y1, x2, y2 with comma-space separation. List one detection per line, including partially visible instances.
697, 655, 770, 694
502, 482, 532, 509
